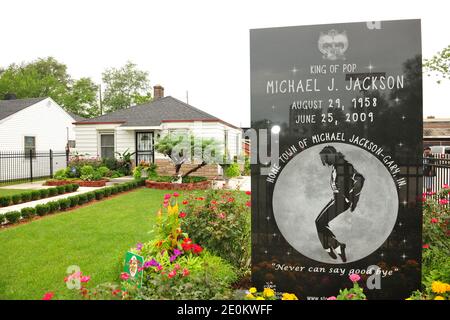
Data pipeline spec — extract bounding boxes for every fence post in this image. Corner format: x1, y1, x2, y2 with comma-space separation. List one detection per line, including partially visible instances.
66, 148, 70, 167
50, 149, 54, 178
29, 149, 33, 182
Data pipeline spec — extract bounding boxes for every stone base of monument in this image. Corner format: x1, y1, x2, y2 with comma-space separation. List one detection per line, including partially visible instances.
145, 180, 211, 190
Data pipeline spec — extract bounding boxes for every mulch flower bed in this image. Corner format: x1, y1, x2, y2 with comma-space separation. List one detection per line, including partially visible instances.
45, 179, 109, 187
145, 180, 211, 190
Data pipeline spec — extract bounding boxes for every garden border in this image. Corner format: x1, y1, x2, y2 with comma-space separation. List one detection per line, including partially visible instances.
145, 180, 211, 190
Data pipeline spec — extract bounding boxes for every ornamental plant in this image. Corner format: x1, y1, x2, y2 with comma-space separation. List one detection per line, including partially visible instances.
328, 274, 367, 300
244, 287, 298, 300
181, 189, 251, 275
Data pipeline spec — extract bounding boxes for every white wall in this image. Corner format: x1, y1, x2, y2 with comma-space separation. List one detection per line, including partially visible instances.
0, 98, 76, 180
73, 123, 122, 158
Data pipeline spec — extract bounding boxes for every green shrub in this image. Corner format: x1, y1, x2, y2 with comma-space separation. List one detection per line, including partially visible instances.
104, 188, 112, 197
21, 192, 32, 202
110, 186, 119, 194
48, 188, 58, 197
72, 184, 80, 192
78, 194, 88, 205
31, 190, 41, 201
69, 196, 79, 207
47, 201, 60, 213
117, 185, 124, 193
224, 163, 241, 178
243, 156, 250, 176
21, 207, 36, 220
181, 189, 251, 275
182, 176, 208, 183
97, 166, 110, 177
54, 169, 68, 180
39, 188, 50, 199
0, 196, 12, 207
5, 211, 21, 224
94, 189, 104, 200
0, 214, 5, 225
57, 186, 66, 194
65, 184, 74, 193
11, 194, 22, 205
35, 204, 50, 216
86, 192, 96, 202
58, 198, 71, 210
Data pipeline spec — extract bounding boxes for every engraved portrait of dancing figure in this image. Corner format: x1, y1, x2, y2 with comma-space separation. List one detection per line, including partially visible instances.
316, 146, 365, 262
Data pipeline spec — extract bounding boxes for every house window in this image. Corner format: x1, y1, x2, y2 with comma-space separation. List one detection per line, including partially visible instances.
100, 134, 115, 159
68, 140, 76, 148
24, 136, 36, 158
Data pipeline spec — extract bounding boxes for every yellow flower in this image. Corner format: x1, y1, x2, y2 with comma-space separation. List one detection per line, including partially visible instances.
282, 293, 299, 300
263, 288, 275, 298
405, 298, 413, 300
256, 297, 265, 300
245, 293, 255, 300
249, 287, 257, 294
431, 281, 449, 294
434, 296, 445, 300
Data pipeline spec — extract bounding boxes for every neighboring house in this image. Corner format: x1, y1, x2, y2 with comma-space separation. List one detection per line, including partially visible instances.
424, 116, 450, 148
0, 97, 78, 181
73, 86, 242, 178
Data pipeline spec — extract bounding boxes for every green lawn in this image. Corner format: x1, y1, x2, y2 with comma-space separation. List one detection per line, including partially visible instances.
0, 188, 185, 300
0, 188, 31, 197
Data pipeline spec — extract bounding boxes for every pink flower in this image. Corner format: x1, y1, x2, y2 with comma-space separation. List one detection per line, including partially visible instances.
157, 265, 163, 271
182, 268, 190, 277
164, 194, 171, 200
443, 184, 449, 189
218, 212, 226, 219
42, 292, 54, 300
431, 218, 439, 224
174, 264, 181, 271
80, 276, 90, 283
168, 270, 177, 279
347, 293, 356, 299
423, 244, 430, 249
349, 274, 361, 282
327, 296, 337, 300
173, 192, 179, 197
246, 201, 251, 207
439, 198, 449, 205
120, 272, 130, 280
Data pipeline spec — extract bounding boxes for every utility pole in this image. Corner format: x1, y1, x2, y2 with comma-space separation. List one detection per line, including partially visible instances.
186, 90, 189, 104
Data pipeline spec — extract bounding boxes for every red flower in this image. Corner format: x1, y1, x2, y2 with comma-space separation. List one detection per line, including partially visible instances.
182, 200, 189, 205
112, 289, 121, 296
182, 238, 193, 251
196, 197, 205, 201
245, 191, 251, 195
422, 244, 430, 249
168, 270, 177, 279
192, 244, 203, 254
179, 212, 187, 218
246, 201, 251, 207
120, 272, 130, 280
182, 268, 190, 277
431, 218, 439, 224
173, 192, 180, 197
42, 292, 54, 300
80, 275, 90, 283
227, 197, 234, 203
211, 200, 218, 205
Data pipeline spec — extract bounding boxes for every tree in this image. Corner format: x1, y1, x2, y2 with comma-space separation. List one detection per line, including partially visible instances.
424, 45, 450, 83
155, 135, 219, 177
0, 57, 99, 118
101, 61, 152, 112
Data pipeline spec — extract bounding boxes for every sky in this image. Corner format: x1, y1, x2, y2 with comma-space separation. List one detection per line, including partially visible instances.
1, 0, 449, 127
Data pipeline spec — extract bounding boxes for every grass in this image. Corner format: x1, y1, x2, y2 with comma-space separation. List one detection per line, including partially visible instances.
0, 188, 31, 197
0, 188, 187, 300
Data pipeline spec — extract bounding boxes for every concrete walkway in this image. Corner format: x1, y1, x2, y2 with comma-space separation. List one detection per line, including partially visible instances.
212, 176, 250, 192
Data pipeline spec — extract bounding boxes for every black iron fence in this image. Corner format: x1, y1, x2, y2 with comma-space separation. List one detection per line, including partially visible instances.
424, 153, 450, 193
0, 150, 69, 185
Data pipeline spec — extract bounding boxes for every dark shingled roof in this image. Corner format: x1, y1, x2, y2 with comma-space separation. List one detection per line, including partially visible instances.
0, 97, 47, 120
76, 96, 230, 127
67, 111, 85, 122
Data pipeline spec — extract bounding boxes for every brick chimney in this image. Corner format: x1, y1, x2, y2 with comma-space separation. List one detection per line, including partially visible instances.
153, 85, 164, 100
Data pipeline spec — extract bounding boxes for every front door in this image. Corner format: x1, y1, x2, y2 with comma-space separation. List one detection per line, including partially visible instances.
135, 132, 154, 164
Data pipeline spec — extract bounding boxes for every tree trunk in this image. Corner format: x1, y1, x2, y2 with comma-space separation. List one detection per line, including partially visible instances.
182, 161, 207, 178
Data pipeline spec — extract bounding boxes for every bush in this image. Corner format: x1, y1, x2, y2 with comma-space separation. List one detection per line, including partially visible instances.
0, 196, 12, 207
104, 188, 112, 197
97, 166, 110, 177
182, 176, 208, 183
86, 192, 96, 202
53, 169, 68, 180
5, 211, 21, 224
48, 201, 60, 213
31, 190, 41, 201
110, 186, 119, 194
35, 204, 50, 216
181, 189, 251, 275
57, 186, 66, 195
78, 194, 88, 205
39, 188, 50, 199
48, 188, 58, 197
94, 189, 105, 200
11, 194, 22, 205
21, 192, 32, 202
0, 214, 5, 225
72, 184, 80, 192
58, 198, 71, 210
69, 196, 79, 207
21, 207, 36, 220
65, 184, 74, 193
224, 163, 241, 179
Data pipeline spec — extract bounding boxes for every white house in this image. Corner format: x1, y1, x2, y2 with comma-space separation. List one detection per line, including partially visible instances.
73, 86, 242, 178
0, 97, 80, 180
